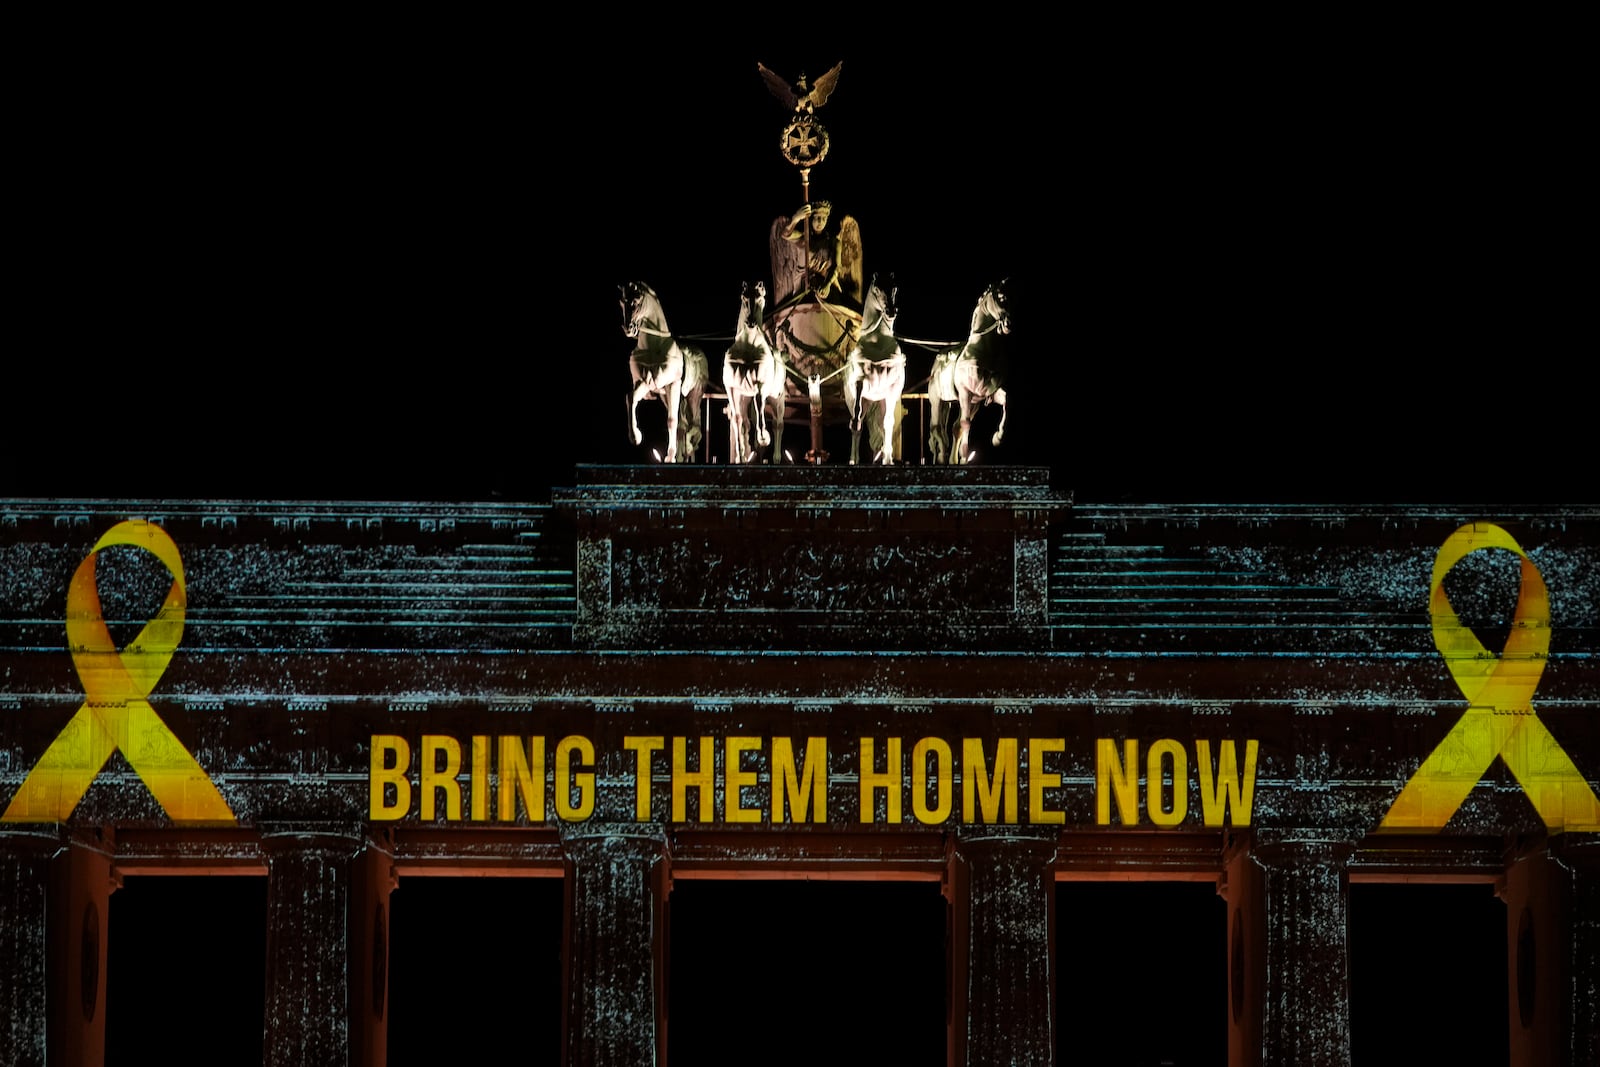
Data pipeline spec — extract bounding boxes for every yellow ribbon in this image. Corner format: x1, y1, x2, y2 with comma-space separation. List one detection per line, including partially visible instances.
1380, 522, 1600, 832
2, 520, 234, 823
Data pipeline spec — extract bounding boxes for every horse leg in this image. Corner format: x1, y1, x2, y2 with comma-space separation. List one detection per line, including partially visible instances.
742, 396, 756, 462
846, 376, 863, 465
746, 400, 759, 462
742, 394, 756, 463
991, 388, 1009, 448
662, 382, 681, 462
682, 386, 703, 461
727, 396, 744, 464
927, 391, 947, 464
878, 395, 898, 465
680, 389, 700, 462
754, 386, 770, 450
629, 383, 649, 447
956, 391, 976, 464
862, 396, 884, 465
767, 388, 785, 463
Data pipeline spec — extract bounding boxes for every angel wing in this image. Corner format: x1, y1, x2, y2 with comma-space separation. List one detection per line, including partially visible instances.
837, 214, 863, 309
769, 215, 808, 308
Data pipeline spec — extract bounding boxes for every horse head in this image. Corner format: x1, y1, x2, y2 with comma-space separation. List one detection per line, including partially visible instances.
620, 281, 657, 339
981, 279, 1011, 336
865, 272, 898, 333
738, 280, 767, 336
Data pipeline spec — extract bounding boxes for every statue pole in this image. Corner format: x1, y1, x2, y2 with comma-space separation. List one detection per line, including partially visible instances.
762, 61, 838, 302
799, 165, 812, 296
758, 62, 842, 466
797, 164, 827, 464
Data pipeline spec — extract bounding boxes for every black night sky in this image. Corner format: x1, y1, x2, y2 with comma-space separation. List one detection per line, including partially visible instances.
10, 19, 1585, 506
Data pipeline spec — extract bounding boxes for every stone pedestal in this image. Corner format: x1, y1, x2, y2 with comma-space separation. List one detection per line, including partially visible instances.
555, 465, 1070, 650
947, 830, 1057, 1066
560, 827, 668, 1067
1, 827, 57, 1067
1248, 833, 1355, 1067
262, 826, 365, 1067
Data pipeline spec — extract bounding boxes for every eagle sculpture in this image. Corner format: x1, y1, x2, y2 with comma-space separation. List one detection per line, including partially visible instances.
757, 61, 843, 115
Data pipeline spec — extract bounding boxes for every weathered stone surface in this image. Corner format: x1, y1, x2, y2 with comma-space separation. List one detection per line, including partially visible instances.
0, 828, 56, 1067
950, 829, 1057, 1066
1250, 832, 1357, 1067
261, 826, 364, 1067
2, 481, 1597, 1062
560, 827, 667, 1067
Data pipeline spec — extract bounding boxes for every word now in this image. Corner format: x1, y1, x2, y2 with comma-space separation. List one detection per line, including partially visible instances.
1096, 738, 1259, 827
369, 735, 1258, 828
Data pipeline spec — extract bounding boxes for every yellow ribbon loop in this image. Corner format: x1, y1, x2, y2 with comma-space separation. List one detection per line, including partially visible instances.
2, 521, 235, 823
1380, 522, 1600, 832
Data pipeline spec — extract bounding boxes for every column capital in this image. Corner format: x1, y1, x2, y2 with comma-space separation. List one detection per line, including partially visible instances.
558, 823, 668, 862
1246, 828, 1359, 871
0, 824, 64, 852
258, 821, 369, 857
259, 820, 368, 839
952, 825, 1059, 860
1549, 831, 1600, 874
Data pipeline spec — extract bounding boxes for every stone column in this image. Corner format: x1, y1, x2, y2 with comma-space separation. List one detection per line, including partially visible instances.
1505, 837, 1600, 1067
261, 825, 365, 1067
1221, 837, 1263, 1067
0, 827, 58, 1067
1556, 837, 1600, 1067
559, 826, 667, 1067
1247, 832, 1355, 1067
49, 830, 116, 1067
348, 835, 395, 1067
947, 829, 1057, 1067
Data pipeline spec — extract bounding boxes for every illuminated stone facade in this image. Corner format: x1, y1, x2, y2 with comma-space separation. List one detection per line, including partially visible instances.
2, 470, 1597, 1065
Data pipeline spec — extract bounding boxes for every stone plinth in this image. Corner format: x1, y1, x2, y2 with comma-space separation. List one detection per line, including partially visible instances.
553, 465, 1071, 650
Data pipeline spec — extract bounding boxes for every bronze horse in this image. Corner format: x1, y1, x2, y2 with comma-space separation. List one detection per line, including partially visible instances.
722, 281, 787, 463
621, 281, 708, 463
842, 273, 906, 465
927, 280, 1011, 464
